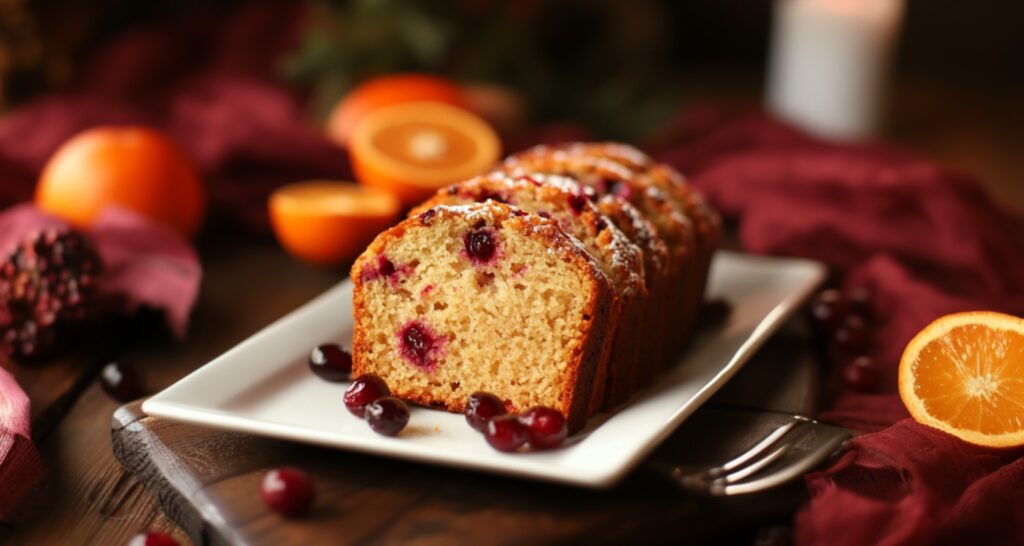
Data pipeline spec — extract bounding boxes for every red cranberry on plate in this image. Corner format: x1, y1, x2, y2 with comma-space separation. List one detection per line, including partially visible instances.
518, 406, 567, 449
484, 414, 529, 452
465, 391, 508, 431
365, 396, 410, 436
260, 467, 315, 518
100, 361, 146, 402
842, 356, 880, 392
344, 374, 391, 417
309, 343, 352, 382
127, 531, 179, 546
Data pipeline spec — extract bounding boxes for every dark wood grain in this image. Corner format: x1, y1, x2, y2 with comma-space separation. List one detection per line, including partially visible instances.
110, 325, 819, 546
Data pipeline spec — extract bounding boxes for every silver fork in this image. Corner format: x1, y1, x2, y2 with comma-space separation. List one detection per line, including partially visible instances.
650, 414, 852, 496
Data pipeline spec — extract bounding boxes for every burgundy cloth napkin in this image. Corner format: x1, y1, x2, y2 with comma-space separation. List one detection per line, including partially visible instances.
0, 366, 42, 521
650, 105, 1024, 545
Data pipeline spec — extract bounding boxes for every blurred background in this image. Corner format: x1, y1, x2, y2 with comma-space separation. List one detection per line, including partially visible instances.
2, 0, 1022, 214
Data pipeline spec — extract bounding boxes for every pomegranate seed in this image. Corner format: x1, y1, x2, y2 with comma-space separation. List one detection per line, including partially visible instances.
260, 467, 315, 518
518, 406, 567, 449
127, 531, 179, 546
309, 344, 352, 382
835, 314, 870, 353
842, 356, 880, 392
465, 392, 508, 431
810, 289, 847, 332
365, 396, 410, 436
484, 414, 528, 452
100, 361, 145, 402
344, 374, 391, 417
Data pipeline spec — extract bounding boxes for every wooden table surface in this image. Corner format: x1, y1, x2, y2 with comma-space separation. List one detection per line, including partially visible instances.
1, 80, 1021, 546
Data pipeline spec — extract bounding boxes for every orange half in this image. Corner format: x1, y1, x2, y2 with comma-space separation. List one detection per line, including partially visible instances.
349, 102, 501, 206
898, 311, 1024, 448
269, 181, 401, 267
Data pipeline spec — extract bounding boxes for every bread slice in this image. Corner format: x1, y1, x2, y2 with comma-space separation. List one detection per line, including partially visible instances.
412, 172, 647, 409
502, 147, 697, 373
351, 201, 614, 431
550, 142, 722, 345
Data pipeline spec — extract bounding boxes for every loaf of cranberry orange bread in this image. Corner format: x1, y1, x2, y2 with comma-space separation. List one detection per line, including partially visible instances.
350, 201, 614, 431
411, 172, 647, 409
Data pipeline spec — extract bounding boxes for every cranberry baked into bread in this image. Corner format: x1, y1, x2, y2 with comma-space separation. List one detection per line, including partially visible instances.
350, 202, 613, 431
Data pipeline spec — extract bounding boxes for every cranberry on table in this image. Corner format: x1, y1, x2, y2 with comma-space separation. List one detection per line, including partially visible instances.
260, 467, 315, 518
846, 287, 874, 319
809, 289, 847, 331
842, 356, 880, 392
465, 391, 508, 431
835, 314, 870, 353
127, 531, 179, 546
309, 343, 352, 382
100, 361, 146, 402
365, 396, 410, 436
484, 414, 529, 452
518, 406, 567, 449
343, 374, 391, 417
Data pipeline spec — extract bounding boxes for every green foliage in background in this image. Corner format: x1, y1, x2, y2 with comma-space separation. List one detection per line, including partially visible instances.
281, 0, 680, 140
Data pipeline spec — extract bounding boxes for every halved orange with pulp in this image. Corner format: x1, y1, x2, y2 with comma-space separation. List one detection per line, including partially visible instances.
898, 311, 1024, 448
325, 73, 467, 147
349, 102, 501, 206
269, 181, 401, 267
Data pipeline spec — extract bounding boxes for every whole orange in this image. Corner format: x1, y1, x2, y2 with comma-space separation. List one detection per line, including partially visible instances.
36, 126, 206, 237
325, 74, 466, 148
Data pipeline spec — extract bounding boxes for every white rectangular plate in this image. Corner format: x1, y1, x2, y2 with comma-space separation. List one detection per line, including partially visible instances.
143, 251, 824, 488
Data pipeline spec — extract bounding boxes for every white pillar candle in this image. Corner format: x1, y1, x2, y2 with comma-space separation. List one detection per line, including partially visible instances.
767, 0, 904, 140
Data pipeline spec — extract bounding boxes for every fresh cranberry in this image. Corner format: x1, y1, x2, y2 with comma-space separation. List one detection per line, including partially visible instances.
100, 361, 145, 402
464, 229, 496, 263
377, 256, 396, 277
418, 208, 437, 224
398, 321, 441, 371
344, 374, 391, 417
309, 344, 352, 382
127, 531, 179, 546
465, 392, 508, 431
260, 467, 315, 518
847, 287, 874, 319
484, 414, 528, 452
566, 193, 587, 214
365, 396, 410, 436
809, 289, 847, 331
518, 406, 568, 449
842, 356, 880, 392
835, 314, 870, 353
